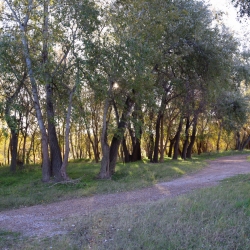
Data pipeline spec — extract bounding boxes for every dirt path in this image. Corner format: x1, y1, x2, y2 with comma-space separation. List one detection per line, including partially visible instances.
1, 154, 250, 238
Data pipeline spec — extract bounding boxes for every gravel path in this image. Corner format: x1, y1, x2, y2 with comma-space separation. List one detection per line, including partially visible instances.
1, 154, 250, 238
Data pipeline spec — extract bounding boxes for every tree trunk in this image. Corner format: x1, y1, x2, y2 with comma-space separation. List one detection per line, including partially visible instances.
148, 133, 154, 161
109, 136, 120, 175
26, 128, 36, 164
70, 132, 76, 160
168, 134, 177, 158
21, 131, 27, 164
60, 87, 75, 180
4, 71, 26, 171
109, 96, 135, 175
46, 84, 62, 181
10, 130, 18, 172
240, 135, 250, 150
98, 81, 113, 179
99, 123, 110, 179
4, 136, 8, 165
87, 129, 100, 163
186, 114, 198, 159
11, 2, 51, 181
181, 117, 190, 160
131, 138, 142, 162
235, 131, 241, 150
122, 137, 131, 163
173, 118, 183, 160
216, 121, 223, 152
159, 113, 164, 162
152, 113, 162, 163
129, 125, 142, 162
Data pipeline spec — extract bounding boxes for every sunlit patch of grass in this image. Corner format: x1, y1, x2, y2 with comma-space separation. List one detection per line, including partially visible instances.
0, 151, 249, 212
171, 167, 185, 175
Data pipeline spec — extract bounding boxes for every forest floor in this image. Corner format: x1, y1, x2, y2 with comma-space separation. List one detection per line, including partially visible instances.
1, 154, 250, 239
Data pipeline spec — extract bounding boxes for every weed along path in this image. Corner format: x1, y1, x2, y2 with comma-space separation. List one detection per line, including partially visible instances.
1, 154, 250, 238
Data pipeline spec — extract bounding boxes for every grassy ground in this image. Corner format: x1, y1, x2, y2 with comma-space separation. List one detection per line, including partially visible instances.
0, 150, 246, 212
1, 172, 250, 249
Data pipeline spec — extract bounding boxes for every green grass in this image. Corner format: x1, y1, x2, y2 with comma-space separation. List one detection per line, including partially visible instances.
0, 150, 248, 212
1, 172, 250, 249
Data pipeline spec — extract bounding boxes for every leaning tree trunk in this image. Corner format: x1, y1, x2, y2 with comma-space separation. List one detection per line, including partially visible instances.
109, 96, 135, 175
13, 2, 51, 181
186, 114, 198, 159
168, 134, 177, 158
173, 117, 183, 160
240, 135, 250, 151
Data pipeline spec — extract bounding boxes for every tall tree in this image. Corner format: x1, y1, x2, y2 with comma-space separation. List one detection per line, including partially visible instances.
2, 0, 99, 181
232, 0, 250, 17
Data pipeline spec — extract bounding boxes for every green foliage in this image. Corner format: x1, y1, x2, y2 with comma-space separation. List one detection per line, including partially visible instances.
1, 0, 250, 181
214, 90, 250, 131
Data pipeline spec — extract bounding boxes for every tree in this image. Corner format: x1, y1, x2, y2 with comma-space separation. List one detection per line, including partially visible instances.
232, 0, 250, 17
85, 1, 155, 178
0, 30, 29, 171
2, 0, 99, 181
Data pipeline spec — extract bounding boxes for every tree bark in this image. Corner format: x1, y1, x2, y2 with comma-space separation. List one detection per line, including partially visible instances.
122, 137, 131, 163
10, 130, 18, 172
159, 113, 164, 162
152, 113, 163, 163
181, 117, 191, 160
131, 138, 142, 162
109, 96, 135, 175
6, 0, 51, 181
60, 87, 75, 180
235, 131, 241, 150
186, 114, 198, 158
46, 84, 62, 180
168, 136, 175, 158
173, 117, 183, 160
240, 134, 250, 150
148, 133, 154, 161
216, 121, 223, 152
98, 81, 113, 179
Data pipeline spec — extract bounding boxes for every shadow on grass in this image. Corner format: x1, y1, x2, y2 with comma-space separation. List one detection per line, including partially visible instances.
0, 150, 249, 211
